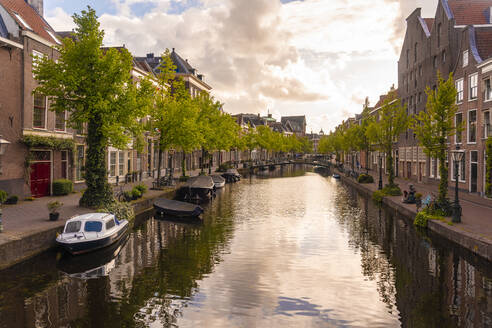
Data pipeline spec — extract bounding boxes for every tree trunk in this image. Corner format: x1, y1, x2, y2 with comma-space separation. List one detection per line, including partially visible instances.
209, 153, 212, 175
201, 148, 205, 174
387, 149, 394, 187
157, 146, 163, 181
79, 115, 112, 208
438, 147, 448, 204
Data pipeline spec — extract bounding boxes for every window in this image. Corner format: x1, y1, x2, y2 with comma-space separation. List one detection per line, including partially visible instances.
105, 219, 116, 230
406, 49, 410, 68
119, 152, 124, 176
463, 50, 469, 67
452, 153, 466, 182
418, 92, 422, 104
469, 73, 478, 100
110, 151, 117, 176
455, 113, 463, 144
65, 221, 81, 233
430, 158, 437, 178
32, 50, 44, 74
456, 79, 464, 103
84, 221, 102, 232
128, 151, 132, 173
442, 50, 446, 63
485, 79, 492, 101
468, 110, 477, 143
33, 94, 46, 128
433, 56, 438, 69
61, 150, 68, 179
76, 145, 84, 181
437, 23, 442, 47
484, 111, 491, 138
55, 111, 66, 131
419, 65, 422, 76
414, 43, 418, 63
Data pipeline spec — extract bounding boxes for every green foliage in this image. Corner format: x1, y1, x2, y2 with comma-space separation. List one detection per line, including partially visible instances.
372, 190, 385, 206
98, 200, 135, 222
52, 179, 73, 196
5, 195, 18, 205
21, 135, 76, 152
217, 162, 233, 172
47, 201, 63, 213
24, 197, 35, 201
134, 183, 147, 194
0, 190, 7, 204
382, 184, 402, 196
413, 209, 445, 228
357, 174, 374, 184
131, 187, 142, 199
34, 7, 153, 208
486, 137, 492, 197
366, 89, 408, 186
411, 73, 459, 204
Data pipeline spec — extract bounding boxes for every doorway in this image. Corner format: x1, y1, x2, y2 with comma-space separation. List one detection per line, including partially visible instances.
30, 150, 51, 197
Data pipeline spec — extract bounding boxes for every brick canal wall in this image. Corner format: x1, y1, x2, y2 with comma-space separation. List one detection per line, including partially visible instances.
339, 174, 492, 262
0, 189, 176, 270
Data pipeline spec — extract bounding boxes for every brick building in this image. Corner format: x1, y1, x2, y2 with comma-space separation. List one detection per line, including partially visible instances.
398, 0, 492, 196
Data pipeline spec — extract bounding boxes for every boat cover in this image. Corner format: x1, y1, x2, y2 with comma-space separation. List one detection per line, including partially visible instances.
183, 176, 214, 189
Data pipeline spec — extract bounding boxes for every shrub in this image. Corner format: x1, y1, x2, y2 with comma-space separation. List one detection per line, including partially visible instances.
53, 179, 73, 196
134, 183, 147, 194
413, 209, 445, 228
382, 184, 402, 196
123, 191, 132, 202
131, 187, 142, 199
357, 174, 374, 184
5, 195, 18, 204
0, 190, 7, 204
98, 200, 135, 222
47, 201, 63, 213
372, 190, 385, 206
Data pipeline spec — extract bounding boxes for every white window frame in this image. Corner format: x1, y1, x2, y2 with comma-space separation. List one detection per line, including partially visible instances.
33, 93, 47, 130
118, 152, 125, 176
55, 110, 66, 131
467, 109, 477, 144
456, 79, 464, 103
109, 151, 117, 177
485, 78, 492, 102
469, 150, 478, 192
455, 112, 463, 144
463, 50, 469, 67
430, 157, 436, 178
451, 154, 466, 183
469, 73, 478, 100
484, 110, 491, 139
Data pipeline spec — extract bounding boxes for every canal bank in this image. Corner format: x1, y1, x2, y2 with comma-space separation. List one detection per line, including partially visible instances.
338, 172, 492, 262
0, 179, 176, 270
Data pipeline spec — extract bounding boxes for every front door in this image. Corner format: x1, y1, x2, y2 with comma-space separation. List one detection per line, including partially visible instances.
30, 161, 51, 198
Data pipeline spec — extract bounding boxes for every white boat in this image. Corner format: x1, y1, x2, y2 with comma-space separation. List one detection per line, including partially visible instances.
56, 213, 129, 255
211, 175, 226, 188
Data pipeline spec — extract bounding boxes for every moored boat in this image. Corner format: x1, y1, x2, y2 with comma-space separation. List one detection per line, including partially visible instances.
211, 174, 226, 188
332, 173, 341, 179
222, 168, 241, 183
154, 198, 204, 217
177, 176, 215, 202
56, 213, 129, 255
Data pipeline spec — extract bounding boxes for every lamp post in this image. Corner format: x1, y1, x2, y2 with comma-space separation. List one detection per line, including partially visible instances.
378, 153, 383, 190
451, 145, 465, 223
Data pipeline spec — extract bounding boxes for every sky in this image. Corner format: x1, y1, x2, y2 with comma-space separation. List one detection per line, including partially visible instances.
44, 0, 439, 133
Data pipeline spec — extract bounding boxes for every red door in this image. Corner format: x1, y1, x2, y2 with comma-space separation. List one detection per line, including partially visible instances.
30, 162, 51, 197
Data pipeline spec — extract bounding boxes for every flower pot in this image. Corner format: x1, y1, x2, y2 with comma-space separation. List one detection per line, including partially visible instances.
49, 212, 60, 221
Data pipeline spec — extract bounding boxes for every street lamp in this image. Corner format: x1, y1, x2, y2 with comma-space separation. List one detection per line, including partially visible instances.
451, 145, 465, 223
378, 153, 383, 190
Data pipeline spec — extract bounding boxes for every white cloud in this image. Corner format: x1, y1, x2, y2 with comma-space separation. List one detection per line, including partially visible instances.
46, 0, 439, 132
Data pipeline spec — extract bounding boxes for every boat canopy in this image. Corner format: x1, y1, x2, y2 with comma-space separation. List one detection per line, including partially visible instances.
183, 176, 214, 189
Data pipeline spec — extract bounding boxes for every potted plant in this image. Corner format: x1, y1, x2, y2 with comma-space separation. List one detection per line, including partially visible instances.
47, 201, 63, 221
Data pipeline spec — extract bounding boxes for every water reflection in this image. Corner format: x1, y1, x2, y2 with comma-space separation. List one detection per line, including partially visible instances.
0, 166, 490, 327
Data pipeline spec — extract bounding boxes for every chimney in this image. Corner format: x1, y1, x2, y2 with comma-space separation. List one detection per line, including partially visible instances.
26, 0, 43, 17
197, 74, 203, 81
146, 53, 154, 59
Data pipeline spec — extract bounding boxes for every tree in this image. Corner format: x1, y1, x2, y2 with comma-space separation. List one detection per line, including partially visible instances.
366, 89, 408, 187
411, 73, 460, 207
33, 7, 153, 208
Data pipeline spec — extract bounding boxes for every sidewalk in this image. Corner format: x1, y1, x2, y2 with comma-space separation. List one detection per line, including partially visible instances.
342, 168, 492, 260
0, 167, 217, 268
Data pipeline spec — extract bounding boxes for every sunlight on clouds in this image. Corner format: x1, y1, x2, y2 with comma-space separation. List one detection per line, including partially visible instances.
46, 0, 439, 132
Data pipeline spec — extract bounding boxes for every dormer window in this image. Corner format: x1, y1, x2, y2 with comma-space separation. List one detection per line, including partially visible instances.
14, 13, 32, 30
463, 50, 469, 67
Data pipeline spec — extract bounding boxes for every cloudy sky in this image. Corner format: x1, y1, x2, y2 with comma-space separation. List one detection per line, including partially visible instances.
45, 0, 438, 133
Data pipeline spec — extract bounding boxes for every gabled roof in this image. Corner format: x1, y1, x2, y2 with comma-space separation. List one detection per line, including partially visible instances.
473, 26, 492, 61
447, 0, 492, 25
170, 48, 195, 75
0, 0, 59, 44
424, 18, 435, 32
280, 116, 306, 133
0, 13, 7, 37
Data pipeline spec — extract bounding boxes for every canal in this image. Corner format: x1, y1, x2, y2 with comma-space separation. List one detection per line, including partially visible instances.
0, 166, 491, 327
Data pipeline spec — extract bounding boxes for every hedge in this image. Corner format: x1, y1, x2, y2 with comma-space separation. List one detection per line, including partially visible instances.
357, 174, 374, 184
53, 179, 73, 196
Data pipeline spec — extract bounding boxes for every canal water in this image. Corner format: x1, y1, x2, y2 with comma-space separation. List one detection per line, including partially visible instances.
0, 166, 491, 327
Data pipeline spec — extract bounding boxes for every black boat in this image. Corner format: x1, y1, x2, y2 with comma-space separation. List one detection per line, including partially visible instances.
222, 168, 241, 183
176, 176, 215, 202
153, 198, 204, 217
